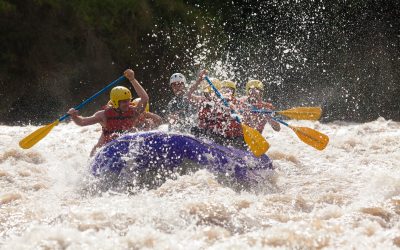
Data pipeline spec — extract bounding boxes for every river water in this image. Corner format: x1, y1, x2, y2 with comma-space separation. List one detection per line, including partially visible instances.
1, 118, 399, 249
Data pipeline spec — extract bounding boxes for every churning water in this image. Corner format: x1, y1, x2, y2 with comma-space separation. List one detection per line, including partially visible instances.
1, 118, 399, 249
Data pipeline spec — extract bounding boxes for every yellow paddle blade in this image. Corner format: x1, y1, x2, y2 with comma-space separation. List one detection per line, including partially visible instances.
242, 124, 270, 157
19, 120, 59, 149
277, 107, 322, 120
290, 126, 329, 150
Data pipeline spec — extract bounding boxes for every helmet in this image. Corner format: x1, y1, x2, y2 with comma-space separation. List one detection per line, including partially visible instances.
201, 78, 221, 93
246, 80, 264, 94
169, 73, 186, 85
132, 98, 150, 112
221, 80, 237, 93
110, 86, 132, 109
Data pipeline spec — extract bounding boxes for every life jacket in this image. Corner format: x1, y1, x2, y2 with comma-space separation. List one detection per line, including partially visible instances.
198, 101, 216, 130
252, 100, 274, 110
200, 98, 243, 138
102, 106, 139, 143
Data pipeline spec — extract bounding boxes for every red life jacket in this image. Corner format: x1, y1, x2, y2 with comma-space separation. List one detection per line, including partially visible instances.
213, 110, 243, 138
199, 99, 243, 138
198, 102, 216, 130
102, 106, 139, 143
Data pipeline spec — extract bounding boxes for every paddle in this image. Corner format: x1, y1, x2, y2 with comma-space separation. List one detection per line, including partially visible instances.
271, 117, 329, 150
204, 76, 270, 157
250, 107, 322, 120
19, 76, 126, 149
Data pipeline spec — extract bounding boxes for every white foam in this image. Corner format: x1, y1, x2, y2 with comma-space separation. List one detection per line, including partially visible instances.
1, 119, 400, 249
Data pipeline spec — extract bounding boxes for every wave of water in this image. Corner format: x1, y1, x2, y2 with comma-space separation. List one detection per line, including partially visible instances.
1, 118, 399, 249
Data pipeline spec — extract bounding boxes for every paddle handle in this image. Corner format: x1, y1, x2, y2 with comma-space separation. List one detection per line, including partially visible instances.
59, 76, 126, 122
204, 76, 242, 123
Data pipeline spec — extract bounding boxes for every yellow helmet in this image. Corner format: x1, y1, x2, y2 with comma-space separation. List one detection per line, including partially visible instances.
110, 86, 132, 108
221, 80, 237, 95
246, 80, 264, 94
132, 98, 150, 112
201, 78, 221, 93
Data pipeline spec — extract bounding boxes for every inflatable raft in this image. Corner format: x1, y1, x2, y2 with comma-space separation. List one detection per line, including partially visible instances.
90, 131, 274, 188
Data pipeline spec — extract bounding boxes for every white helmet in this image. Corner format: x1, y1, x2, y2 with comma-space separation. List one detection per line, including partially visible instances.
169, 73, 186, 85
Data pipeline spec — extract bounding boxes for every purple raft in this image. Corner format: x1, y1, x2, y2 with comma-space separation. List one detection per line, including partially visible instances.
90, 131, 274, 186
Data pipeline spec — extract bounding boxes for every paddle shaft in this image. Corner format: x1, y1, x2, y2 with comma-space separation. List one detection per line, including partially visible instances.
58, 76, 126, 122
250, 109, 273, 114
204, 76, 241, 123
240, 102, 274, 115
271, 117, 289, 127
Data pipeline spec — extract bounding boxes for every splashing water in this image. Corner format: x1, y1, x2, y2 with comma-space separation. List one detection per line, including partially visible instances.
1, 118, 399, 249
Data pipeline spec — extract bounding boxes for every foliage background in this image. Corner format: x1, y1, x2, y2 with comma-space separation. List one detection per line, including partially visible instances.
0, 0, 399, 124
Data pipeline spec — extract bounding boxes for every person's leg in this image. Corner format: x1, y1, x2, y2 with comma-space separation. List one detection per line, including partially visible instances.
90, 135, 106, 157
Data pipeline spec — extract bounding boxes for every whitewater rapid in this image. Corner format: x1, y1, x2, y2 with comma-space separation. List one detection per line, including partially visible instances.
0, 118, 399, 249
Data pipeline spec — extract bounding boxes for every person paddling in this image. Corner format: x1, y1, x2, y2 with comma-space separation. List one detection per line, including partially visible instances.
241, 80, 280, 133
186, 69, 221, 105
101, 97, 162, 131
165, 73, 196, 130
188, 72, 246, 149
67, 69, 149, 156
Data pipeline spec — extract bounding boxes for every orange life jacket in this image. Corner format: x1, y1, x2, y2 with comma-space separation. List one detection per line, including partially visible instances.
102, 106, 139, 143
